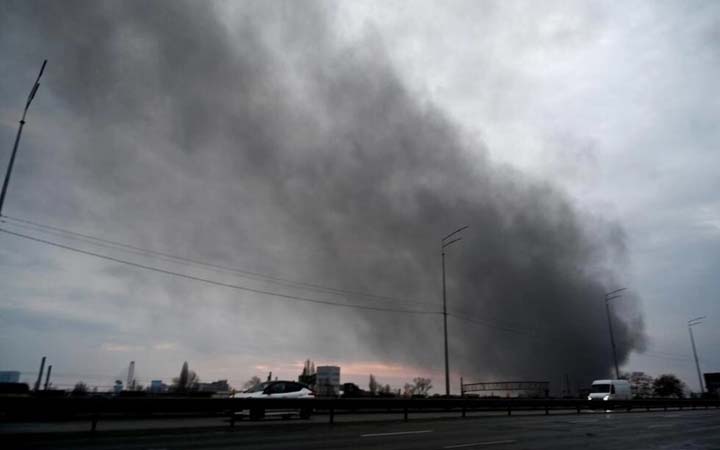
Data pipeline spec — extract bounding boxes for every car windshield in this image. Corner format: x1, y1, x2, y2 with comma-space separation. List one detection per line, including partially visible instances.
244, 382, 269, 393
591, 384, 611, 393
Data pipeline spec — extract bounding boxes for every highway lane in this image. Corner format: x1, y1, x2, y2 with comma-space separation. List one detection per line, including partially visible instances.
4, 409, 720, 449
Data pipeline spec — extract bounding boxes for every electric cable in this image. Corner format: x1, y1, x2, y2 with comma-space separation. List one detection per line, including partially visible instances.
1, 215, 437, 307
0, 227, 441, 315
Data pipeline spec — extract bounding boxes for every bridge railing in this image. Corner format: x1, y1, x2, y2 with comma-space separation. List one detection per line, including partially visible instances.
1, 396, 718, 431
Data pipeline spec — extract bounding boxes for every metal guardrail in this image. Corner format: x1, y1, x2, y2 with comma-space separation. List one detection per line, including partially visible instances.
1, 397, 718, 432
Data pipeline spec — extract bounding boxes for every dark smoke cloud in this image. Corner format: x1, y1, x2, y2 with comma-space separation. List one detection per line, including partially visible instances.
1, 0, 645, 389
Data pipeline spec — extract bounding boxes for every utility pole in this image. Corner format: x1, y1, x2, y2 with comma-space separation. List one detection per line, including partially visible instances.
44, 365, 52, 390
688, 316, 705, 394
0, 59, 47, 217
34, 356, 46, 392
127, 361, 135, 390
604, 288, 626, 379
441, 225, 468, 396
564, 373, 571, 397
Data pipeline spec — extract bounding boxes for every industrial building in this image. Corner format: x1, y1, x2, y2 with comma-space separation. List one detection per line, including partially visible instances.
0, 371, 21, 383
315, 366, 341, 397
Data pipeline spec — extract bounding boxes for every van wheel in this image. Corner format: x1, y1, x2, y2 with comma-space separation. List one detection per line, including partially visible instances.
299, 408, 312, 419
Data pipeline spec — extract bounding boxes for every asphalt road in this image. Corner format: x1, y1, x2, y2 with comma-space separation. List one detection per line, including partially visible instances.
4, 409, 720, 449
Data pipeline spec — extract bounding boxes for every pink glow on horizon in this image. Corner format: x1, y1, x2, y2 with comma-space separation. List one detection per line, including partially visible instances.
195, 355, 457, 393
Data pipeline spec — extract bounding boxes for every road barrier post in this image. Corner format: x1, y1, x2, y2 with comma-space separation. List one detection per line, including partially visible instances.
329, 407, 334, 424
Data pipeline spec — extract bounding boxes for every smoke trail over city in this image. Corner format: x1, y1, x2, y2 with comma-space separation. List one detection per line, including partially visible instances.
1, 0, 646, 389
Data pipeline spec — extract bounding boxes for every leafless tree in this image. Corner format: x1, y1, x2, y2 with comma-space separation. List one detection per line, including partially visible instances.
624, 371, 654, 398
72, 381, 88, 395
242, 376, 262, 390
411, 377, 432, 396
172, 361, 199, 392
369, 374, 379, 395
653, 374, 686, 398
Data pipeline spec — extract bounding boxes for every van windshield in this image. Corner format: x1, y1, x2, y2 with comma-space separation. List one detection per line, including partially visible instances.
591, 384, 611, 393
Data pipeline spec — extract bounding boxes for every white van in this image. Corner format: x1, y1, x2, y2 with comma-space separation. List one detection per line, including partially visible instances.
588, 379, 632, 401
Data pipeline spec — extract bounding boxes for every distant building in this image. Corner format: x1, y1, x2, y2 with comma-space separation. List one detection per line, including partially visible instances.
705, 373, 720, 395
0, 371, 21, 383
341, 382, 369, 398
461, 381, 549, 398
149, 380, 168, 393
316, 366, 340, 397
198, 380, 230, 393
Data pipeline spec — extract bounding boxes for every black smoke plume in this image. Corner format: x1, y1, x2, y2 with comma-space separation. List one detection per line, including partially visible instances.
1, 0, 645, 390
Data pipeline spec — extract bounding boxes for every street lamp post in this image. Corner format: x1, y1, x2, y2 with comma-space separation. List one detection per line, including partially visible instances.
441, 225, 468, 396
604, 288, 626, 379
688, 316, 705, 394
0, 59, 47, 217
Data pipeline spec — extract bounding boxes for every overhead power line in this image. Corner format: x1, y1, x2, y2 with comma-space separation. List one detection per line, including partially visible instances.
0, 227, 440, 315
0, 217, 566, 332
1, 226, 562, 338
0, 225, 648, 343
447, 312, 535, 337
3, 221, 669, 347
635, 352, 692, 362
0, 217, 541, 327
644, 349, 691, 358
1, 215, 437, 307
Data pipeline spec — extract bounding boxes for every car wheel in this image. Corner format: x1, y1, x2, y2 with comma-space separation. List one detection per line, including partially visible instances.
249, 407, 265, 421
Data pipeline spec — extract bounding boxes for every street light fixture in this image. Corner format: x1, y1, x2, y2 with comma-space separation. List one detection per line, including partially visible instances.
441, 225, 468, 396
688, 316, 706, 394
0, 59, 47, 217
604, 288, 626, 379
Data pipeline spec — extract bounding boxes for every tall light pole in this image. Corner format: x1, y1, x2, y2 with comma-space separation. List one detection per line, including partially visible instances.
688, 316, 705, 394
0, 59, 47, 217
604, 288, 626, 379
441, 225, 468, 396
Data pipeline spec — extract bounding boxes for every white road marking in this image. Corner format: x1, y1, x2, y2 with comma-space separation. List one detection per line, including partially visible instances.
443, 440, 517, 448
648, 424, 673, 429
567, 419, 599, 424
361, 430, 433, 437
662, 414, 679, 418
687, 425, 720, 433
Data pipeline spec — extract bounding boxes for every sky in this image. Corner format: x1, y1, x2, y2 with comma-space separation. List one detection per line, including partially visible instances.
0, 0, 718, 394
